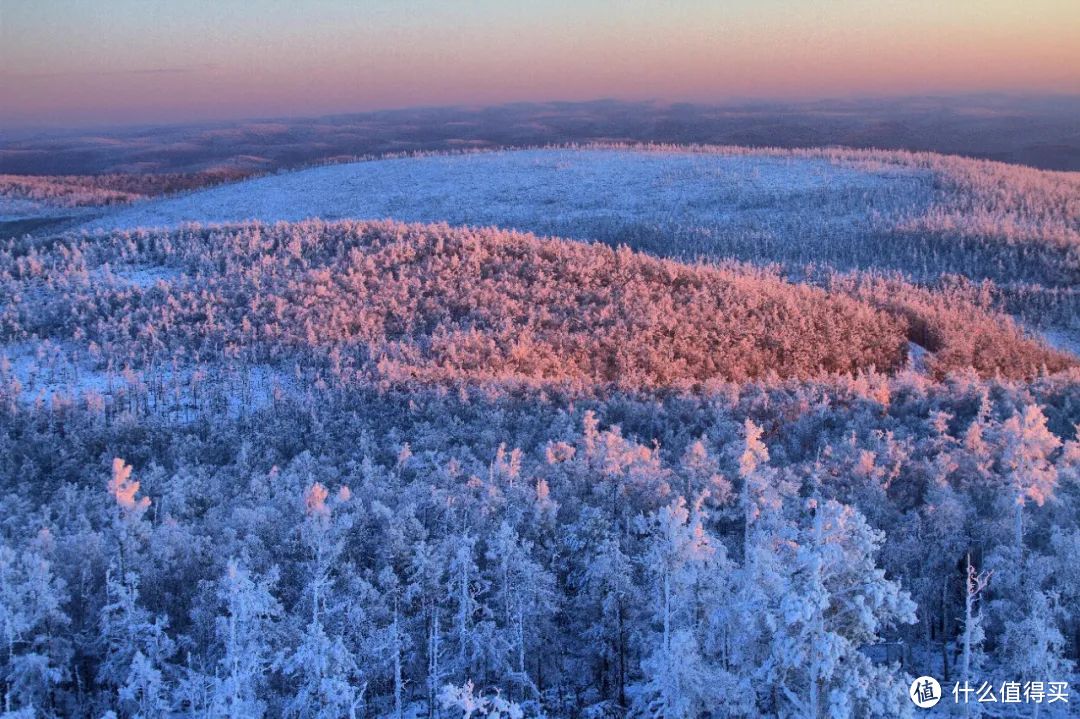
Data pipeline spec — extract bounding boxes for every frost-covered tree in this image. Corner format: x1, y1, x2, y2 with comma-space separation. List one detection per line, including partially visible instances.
438, 681, 522, 719
959, 554, 990, 719
761, 491, 917, 719
911, 465, 971, 681
106, 458, 152, 579
678, 439, 731, 506
444, 534, 490, 683
119, 651, 168, 719
484, 522, 555, 699
576, 522, 636, 708
96, 571, 174, 718
279, 621, 364, 719
737, 419, 784, 564
1000, 589, 1072, 719
630, 495, 735, 719
997, 405, 1061, 550
0, 536, 69, 717
407, 540, 447, 719
372, 566, 407, 719
279, 483, 364, 719
210, 561, 281, 719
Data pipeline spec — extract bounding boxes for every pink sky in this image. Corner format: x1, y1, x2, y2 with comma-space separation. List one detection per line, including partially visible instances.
2, 0, 1078, 127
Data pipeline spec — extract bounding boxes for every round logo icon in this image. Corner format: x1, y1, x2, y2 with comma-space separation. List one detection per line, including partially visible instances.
909, 676, 942, 709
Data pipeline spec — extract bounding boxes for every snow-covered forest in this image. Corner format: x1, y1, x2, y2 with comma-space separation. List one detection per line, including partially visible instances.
1, 146, 1078, 717
78, 146, 1080, 329
0, 171, 253, 210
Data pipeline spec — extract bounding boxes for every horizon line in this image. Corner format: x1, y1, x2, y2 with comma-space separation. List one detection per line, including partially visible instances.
3, 91, 1079, 137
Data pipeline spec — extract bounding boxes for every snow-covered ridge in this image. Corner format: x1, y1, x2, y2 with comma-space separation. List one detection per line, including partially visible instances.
76, 146, 1080, 309
83, 148, 917, 233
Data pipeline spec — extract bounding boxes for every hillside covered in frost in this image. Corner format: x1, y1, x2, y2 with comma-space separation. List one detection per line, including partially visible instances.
0, 146, 1078, 718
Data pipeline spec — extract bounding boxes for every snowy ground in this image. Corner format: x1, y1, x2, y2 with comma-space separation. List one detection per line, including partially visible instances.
2, 340, 112, 401
83, 149, 928, 240
94, 264, 185, 288
2, 340, 294, 419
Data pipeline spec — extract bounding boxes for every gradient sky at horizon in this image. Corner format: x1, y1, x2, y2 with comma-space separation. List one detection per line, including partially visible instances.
2, 0, 1078, 128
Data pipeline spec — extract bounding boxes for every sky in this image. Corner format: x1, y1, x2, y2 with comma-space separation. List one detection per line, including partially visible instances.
1, 0, 1078, 128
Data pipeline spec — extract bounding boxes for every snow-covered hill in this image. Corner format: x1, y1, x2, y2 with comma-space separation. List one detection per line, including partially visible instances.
86, 148, 921, 237
80, 147, 1080, 300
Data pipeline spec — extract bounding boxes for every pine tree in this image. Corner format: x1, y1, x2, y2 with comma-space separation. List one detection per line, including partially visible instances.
578, 526, 635, 708
737, 419, 782, 564
678, 439, 731, 506
279, 621, 364, 719
444, 534, 488, 683
438, 681, 522, 719
119, 651, 168, 719
373, 566, 406, 719
914, 467, 970, 683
